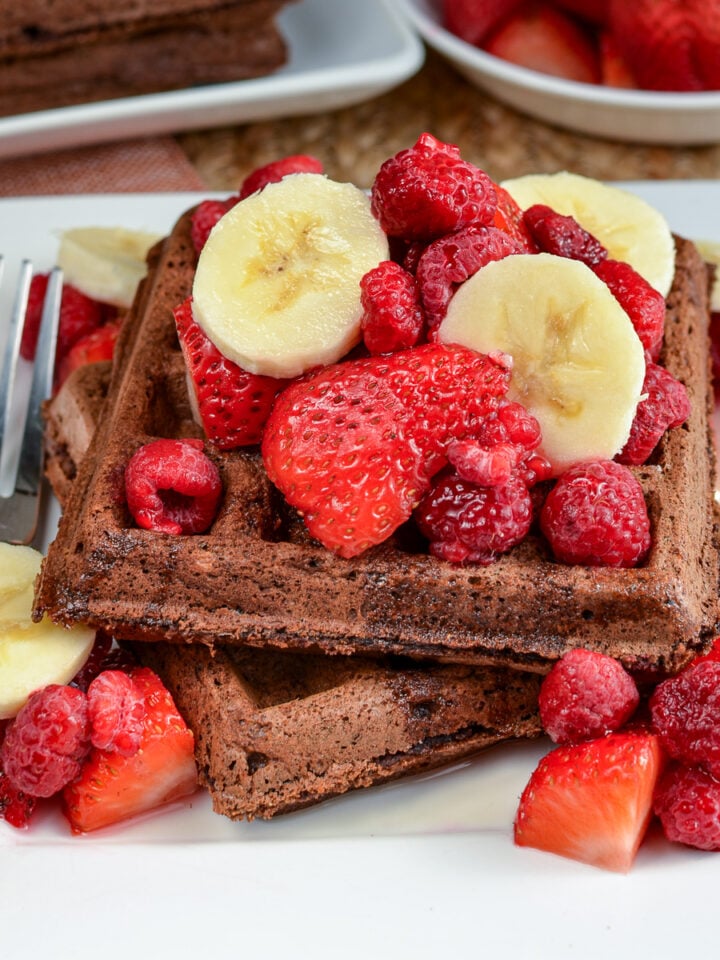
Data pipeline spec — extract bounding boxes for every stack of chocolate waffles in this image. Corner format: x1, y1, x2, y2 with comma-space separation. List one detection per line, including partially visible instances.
36, 204, 720, 822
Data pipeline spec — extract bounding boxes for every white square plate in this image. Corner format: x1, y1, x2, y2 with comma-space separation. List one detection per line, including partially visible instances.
1, 183, 719, 959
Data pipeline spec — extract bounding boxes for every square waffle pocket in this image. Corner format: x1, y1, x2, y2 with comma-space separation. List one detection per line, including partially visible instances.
36, 209, 720, 677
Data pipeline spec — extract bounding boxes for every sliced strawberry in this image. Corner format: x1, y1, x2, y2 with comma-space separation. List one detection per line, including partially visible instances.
262, 343, 510, 558
483, 2, 601, 84
56, 320, 121, 387
173, 297, 287, 449
442, 0, 525, 46
63, 667, 197, 834
21, 274, 105, 369
609, 0, 720, 92
551, 0, 608, 25
599, 31, 637, 88
514, 730, 664, 872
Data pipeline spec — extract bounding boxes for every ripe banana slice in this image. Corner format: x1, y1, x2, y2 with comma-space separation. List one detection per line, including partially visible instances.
500, 172, 675, 298
57, 226, 161, 307
192, 173, 390, 380
437, 253, 646, 474
0, 543, 95, 719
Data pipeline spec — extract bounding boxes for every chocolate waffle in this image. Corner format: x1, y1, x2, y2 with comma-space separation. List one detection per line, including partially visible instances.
35, 206, 720, 678
44, 362, 542, 820
0, 1, 291, 117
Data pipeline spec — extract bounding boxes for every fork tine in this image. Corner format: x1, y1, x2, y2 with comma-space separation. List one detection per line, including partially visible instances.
16, 267, 62, 496
0, 259, 32, 467
0, 263, 62, 545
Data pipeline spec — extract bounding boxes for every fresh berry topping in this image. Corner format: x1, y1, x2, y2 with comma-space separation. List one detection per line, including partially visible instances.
514, 730, 664, 872
592, 258, 666, 360
262, 343, 511, 558
63, 667, 197, 833
523, 204, 608, 266
87, 670, 145, 757
238, 154, 324, 200
599, 30, 637, 87
0, 685, 90, 798
415, 471, 532, 565
416, 224, 524, 330
370, 133, 497, 242
483, 2, 601, 84
540, 460, 651, 567
124, 438, 222, 536
56, 320, 121, 388
174, 298, 286, 448
538, 648, 640, 744
20, 275, 105, 367
359, 261, 425, 355
553, 0, 608, 24
492, 184, 538, 251
442, 0, 524, 46
690, 636, 720, 668
0, 769, 37, 828
653, 763, 720, 851
617, 361, 690, 465
649, 660, 720, 777
190, 198, 238, 254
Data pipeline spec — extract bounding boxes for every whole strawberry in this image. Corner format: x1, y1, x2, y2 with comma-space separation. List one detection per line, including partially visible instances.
262, 344, 511, 558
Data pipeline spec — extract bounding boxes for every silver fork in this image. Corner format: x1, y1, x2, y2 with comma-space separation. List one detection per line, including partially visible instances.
0, 258, 62, 545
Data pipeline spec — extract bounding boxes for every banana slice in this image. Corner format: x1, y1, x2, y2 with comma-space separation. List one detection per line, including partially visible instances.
501, 172, 675, 298
0, 542, 42, 604
438, 253, 646, 474
694, 239, 720, 311
57, 226, 161, 307
192, 173, 390, 380
0, 544, 95, 718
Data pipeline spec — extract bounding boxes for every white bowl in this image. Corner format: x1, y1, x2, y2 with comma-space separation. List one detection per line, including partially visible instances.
397, 0, 720, 145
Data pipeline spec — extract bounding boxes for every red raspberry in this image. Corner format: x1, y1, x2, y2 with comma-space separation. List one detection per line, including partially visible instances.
415, 471, 532, 564
617, 361, 690, 465
593, 258, 666, 360
416, 224, 524, 330
87, 670, 145, 757
359, 261, 425, 354
449, 400, 551, 488
370, 133, 497, 242
538, 648, 640, 744
522, 204, 609, 266
654, 763, 720, 851
20, 275, 104, 364
691, 636, 720, 668
238, 154, 324, 200
0, 686, 90, 798
190, 198, 238, 254
650, 660, 720, 776
124, 438, 223, 535
540, 460, 651, 567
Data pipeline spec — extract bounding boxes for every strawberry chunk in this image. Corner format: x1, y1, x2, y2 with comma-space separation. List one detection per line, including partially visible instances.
442, 0, 525, 46
262, 343, 511, 558
63, 667, 197, 833
483, 1, 601, 84
174, 297, 287, 449
56, 320, 121, 388
514, 730, 665, 872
